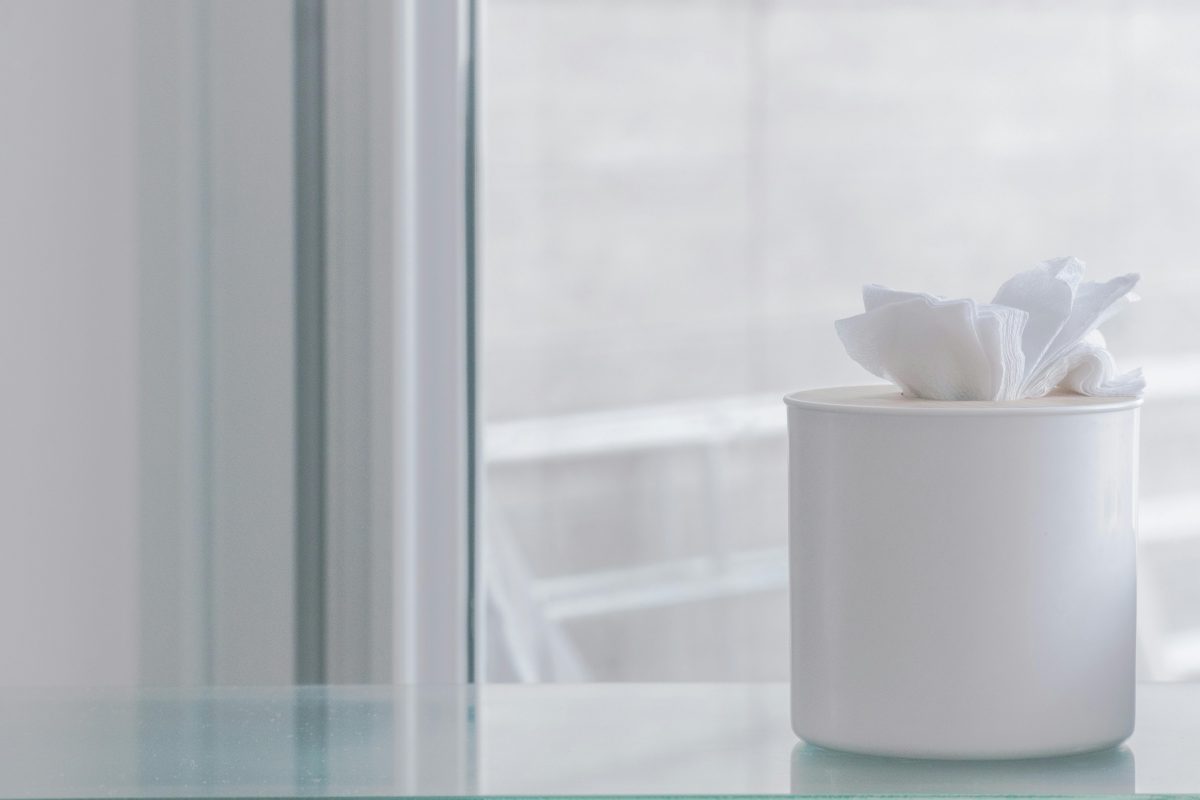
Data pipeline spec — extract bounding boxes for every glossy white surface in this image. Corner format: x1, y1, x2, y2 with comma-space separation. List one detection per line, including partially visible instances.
2, 683, 1200, 797
784, 384, 1144, 414
788, 387, 1140, 758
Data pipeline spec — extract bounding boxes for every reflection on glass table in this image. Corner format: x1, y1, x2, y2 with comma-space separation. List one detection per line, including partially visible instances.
1, 683, 1199, 798
791, 744, 1134, 796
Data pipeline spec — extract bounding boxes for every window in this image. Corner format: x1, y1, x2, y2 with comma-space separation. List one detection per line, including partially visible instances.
479, 0, 1200, 681
10, 0, 1198, 690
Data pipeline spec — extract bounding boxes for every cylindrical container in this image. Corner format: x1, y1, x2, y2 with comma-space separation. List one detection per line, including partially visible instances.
786, 385, 1141, 760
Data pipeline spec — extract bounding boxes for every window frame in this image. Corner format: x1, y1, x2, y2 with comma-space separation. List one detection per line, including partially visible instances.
323, 0, 479, 685
137, 0, 479, 687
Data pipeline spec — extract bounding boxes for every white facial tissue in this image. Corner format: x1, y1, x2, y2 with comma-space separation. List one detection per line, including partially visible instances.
835, 257, 1144, 400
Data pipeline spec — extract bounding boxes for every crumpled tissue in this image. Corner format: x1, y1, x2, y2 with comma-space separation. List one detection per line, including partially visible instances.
835, 257, 1144, 400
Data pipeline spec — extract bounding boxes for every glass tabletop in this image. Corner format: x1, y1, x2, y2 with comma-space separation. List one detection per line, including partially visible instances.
0, 683, 1197, 798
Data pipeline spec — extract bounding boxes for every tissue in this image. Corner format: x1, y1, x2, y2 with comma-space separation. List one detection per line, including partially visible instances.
835, 257, 1144, 400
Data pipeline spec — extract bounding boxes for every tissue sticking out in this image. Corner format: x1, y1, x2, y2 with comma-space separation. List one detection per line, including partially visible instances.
835, 257, 1144, 400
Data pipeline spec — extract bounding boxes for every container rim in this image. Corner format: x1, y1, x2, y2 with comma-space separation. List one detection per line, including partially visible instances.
783, 385, 1144, 416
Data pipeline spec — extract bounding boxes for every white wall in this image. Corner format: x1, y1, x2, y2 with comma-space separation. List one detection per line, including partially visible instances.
0, 0, 140, 686
0, 0, 302, 688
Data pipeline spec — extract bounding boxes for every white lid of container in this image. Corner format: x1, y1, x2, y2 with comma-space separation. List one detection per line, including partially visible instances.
783, 385, 1143, 416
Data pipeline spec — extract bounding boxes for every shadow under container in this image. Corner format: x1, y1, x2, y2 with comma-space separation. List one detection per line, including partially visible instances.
785, 385, 1142, 760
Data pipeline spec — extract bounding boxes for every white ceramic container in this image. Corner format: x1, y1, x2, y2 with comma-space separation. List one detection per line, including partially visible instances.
786, 385, 1142, 760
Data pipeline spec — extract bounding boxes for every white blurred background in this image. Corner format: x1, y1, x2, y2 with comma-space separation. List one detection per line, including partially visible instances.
480, 0, 1200, 681
2, 0, 1199, 687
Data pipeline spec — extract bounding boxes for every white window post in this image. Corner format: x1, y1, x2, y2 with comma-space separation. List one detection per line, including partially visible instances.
324, 0, 478, 685
140, 0, 478, 688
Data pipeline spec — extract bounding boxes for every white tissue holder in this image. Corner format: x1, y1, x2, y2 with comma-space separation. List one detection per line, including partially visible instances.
786, 385, 1141, 759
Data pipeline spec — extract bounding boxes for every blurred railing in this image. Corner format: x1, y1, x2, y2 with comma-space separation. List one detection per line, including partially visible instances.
485, 355, 1200, 681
